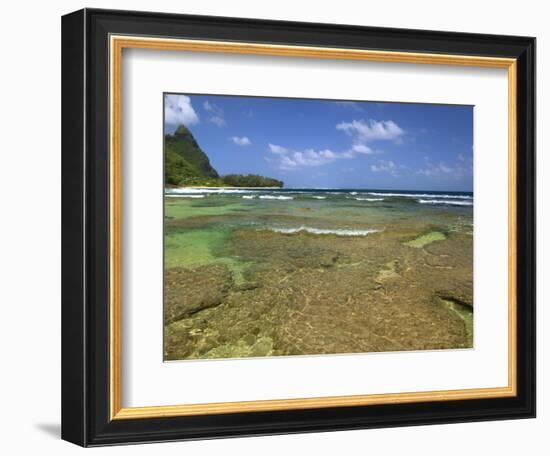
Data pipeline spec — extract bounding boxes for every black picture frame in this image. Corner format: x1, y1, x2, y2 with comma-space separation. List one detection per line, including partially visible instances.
62, 8, 536, 447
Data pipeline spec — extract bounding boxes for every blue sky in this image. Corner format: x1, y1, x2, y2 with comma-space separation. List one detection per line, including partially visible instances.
164, 93, 473, 191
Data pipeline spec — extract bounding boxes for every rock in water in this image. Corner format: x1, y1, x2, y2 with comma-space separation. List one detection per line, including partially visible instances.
164, 264, 233, 324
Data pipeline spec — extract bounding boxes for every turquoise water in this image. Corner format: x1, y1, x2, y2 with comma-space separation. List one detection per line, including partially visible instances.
165, 187, 473, 235
164, 187, 473, 282
164, 187, 474, 360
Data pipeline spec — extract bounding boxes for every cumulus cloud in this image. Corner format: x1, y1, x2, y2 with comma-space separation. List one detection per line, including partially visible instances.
277, 149, 340, 170
267, 118, 404, 170
269, 146, 360, 170
335, 119, 404, 157
268, 144, 288, 154
164, 94, 199, 126
203, 100, 226, 127
351, 143, 372, 154
336, 119, 404, 143
230, 136, 251, 146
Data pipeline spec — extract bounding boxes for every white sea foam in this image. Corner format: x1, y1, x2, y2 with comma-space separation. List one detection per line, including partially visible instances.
355, 197, 384, 202
269, 226, 380, 236
165, 194, 206, 199
259, 195, 294, 200
350, 191, 358, 195
312, 196, 327, 200
167, 187, 257, 194
367, 192, 472, 200
417, 199, 473, 206
242, 195, 256, 199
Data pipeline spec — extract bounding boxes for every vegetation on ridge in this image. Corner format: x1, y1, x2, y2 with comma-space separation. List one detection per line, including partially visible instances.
165, 125, 283, 188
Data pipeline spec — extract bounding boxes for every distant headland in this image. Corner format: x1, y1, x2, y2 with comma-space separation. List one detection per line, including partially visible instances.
165, 125, 283, 188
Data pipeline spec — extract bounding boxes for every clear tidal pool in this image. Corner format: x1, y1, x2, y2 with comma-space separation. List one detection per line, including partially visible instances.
163, 188, 474, 360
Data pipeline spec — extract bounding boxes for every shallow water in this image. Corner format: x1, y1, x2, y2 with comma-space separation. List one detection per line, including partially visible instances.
164, 188, 474, 360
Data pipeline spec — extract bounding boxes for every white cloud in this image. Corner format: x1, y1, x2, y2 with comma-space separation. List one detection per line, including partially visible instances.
268, 144, 288, 154
351, 143, 372, 154
209, 116, 226, 127
276, 149, 340, 170
417, 166, 442, 177
333, 101, 363, 111
417, 160, 462, 178
370, 160, 410, 177
164, 94, 199, 126
370, 160, 396, 173
230, 136, 251, 146
203, 100, 226, 127
335, 119, 404, 156
267, 118, 404, 171
336, 119, 404, 142
272, 148, 351, 170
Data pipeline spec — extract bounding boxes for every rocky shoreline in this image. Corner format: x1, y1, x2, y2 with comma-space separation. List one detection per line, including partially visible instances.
164, 221, 473, 360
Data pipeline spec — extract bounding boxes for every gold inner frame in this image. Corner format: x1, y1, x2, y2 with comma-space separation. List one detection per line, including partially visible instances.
109, 35, 518, 420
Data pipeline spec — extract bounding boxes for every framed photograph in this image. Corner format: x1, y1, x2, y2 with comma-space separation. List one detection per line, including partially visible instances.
61, 8, 535, 446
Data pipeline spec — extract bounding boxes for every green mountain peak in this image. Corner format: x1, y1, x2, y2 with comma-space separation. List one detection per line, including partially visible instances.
165, 125, 219, 186
165, 124, 283, 188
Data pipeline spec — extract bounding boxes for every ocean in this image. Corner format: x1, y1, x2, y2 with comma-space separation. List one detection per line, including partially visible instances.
164, 187, 473, 360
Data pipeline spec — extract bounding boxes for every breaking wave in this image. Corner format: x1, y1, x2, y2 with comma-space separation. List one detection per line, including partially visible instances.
259, 195, 294, 200
165, 194, 206, 199
269, 226, 380, 236
417, 199, 473, 206
367, 192, 472, 200
167, 188, 256, 194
